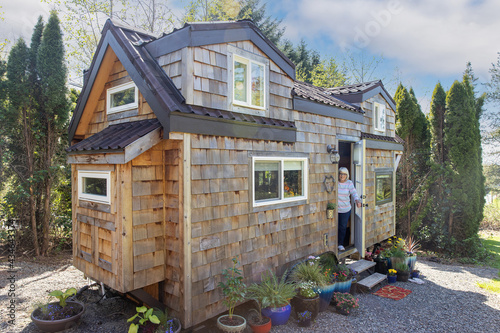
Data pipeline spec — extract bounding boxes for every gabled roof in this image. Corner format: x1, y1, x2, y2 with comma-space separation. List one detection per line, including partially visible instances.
293, 81, 362, 113
328, 80, 397, 111
146, 20, 295, 79
68, 19, 297, 145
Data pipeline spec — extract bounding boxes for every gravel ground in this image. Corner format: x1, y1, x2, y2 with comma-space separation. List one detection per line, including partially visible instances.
1, 253, 499, 333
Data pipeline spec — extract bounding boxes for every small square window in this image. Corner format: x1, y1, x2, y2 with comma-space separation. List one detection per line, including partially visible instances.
233, 55, 266, 109
375, 170, 393, 205
253, 157, 307, 206
78, 171, 111, 204
107, 82, 138, 114
374, 102, 386, 132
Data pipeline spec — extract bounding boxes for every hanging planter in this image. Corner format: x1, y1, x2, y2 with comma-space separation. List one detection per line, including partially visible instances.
326, 203, 336, 219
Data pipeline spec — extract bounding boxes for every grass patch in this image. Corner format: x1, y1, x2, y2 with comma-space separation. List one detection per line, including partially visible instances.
477, 233, 500, 293
477, 279, 500, 293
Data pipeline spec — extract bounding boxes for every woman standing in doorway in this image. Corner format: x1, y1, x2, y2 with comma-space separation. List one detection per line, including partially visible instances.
338, 167, 361, 251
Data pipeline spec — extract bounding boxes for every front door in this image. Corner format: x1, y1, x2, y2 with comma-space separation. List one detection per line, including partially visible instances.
352, 140, 365, 256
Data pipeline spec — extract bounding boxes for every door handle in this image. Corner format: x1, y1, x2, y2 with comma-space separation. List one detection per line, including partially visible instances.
362, 203, 368, 207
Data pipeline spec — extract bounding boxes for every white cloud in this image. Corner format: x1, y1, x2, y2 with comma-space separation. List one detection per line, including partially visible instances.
0, 0, 52, 41
279, 0, 499, 80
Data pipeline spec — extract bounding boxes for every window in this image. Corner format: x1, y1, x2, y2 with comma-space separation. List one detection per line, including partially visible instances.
233, 55, 265, 109
374, 102, 386, 132
78, 171, 111, 204
106, 81, 138, 114
253, 157, 308, 206
375, 170, 393, 205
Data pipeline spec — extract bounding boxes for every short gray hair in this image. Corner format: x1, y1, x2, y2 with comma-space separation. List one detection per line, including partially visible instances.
339, 167, 349, 178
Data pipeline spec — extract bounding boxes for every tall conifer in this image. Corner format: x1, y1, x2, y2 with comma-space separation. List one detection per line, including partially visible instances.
37, 11, 69, 255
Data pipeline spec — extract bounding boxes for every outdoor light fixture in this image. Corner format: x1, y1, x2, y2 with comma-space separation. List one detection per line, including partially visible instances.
327, 144, 340, 164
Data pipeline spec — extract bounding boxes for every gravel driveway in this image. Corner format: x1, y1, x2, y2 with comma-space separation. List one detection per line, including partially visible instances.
1, 254, 499, 333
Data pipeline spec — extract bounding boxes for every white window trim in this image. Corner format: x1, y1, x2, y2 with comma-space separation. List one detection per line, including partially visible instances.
106, 81, 138, 114
78, 170, 111, 205
374, 102, 386, 133
233, 55, 266, 110
227, 45, 269, 117
252, 156, 308, 207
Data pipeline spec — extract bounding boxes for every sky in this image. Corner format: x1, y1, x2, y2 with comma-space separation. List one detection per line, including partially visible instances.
1, 0, 498, 159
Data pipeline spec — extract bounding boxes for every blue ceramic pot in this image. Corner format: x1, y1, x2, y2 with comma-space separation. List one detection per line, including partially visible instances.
261, 304, 291, 326
406, 255, 417, 271
387, 275, 397, 283
335, 279, 353, 293
316, 283, 336, 312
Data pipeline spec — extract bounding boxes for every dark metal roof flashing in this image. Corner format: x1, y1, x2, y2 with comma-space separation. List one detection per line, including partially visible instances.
293, 81, 363, 113
329, 80, 397, 111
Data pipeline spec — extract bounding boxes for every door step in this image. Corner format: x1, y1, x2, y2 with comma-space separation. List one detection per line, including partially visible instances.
347, 259, 376, 274
338, 246, 358, 260
357, 273, 387, 290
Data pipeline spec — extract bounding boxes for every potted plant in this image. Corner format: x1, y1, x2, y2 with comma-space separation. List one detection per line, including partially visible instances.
127, 306, 161, 333
331, 292, 359, 315
289, 258, 327, 321
395, 262, 410, 282
248, 269, 296, 326
31, 287, 85, 332
297, 310, 312, 327
152, 308, 182, 333
387, 269, 397, 283
217, 257, 247, 333
411, 269, 420, 279
332, 264, 355, 293
405, 235, 421, 272
292, 281, 320, 322
326, 202, 336, 219
245, 287, 272, 333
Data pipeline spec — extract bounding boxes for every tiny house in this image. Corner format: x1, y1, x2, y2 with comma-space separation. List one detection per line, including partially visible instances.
67, 19, 403, 328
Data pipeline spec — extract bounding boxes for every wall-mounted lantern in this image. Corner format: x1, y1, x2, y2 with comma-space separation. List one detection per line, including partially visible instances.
327, 144, 340, 164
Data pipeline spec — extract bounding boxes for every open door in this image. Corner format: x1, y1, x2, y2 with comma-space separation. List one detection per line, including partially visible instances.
352, 140, 365, 256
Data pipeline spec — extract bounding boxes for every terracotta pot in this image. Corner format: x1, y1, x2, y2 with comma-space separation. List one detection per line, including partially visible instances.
291, 294, 319, 321
31, 301, 85, 332
217, 314, 247, 333
248, 316, 271, 333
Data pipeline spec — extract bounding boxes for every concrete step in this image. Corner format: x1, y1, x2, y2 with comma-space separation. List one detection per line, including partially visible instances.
357, 272, 387, 290
347, 259, 376, 275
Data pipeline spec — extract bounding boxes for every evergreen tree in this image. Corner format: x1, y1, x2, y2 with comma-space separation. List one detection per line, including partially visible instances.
444, 76, 483, 242
37, 11, 70, 255
394, 83, 431, 236
237, 0, 285, 46
429, 83, 447, 164
311, 57, 348, 88
5, 38, 41, 256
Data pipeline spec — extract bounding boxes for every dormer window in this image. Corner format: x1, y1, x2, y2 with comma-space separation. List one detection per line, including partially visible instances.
107, 81, 138, 114
374, 102, 386, 132
233, 55, 265, 109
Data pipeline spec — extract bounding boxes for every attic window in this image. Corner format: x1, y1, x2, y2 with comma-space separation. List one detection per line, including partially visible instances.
107, 81, 138, 114
374, 102, 386, 132
233, 55, 265, 110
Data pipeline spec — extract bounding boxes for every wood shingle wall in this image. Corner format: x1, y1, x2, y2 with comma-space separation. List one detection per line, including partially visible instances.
87, 56, 155, 137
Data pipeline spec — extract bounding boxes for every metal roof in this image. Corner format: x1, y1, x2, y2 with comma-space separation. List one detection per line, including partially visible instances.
67, 119, 161, 152
293, 81, 363, 113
